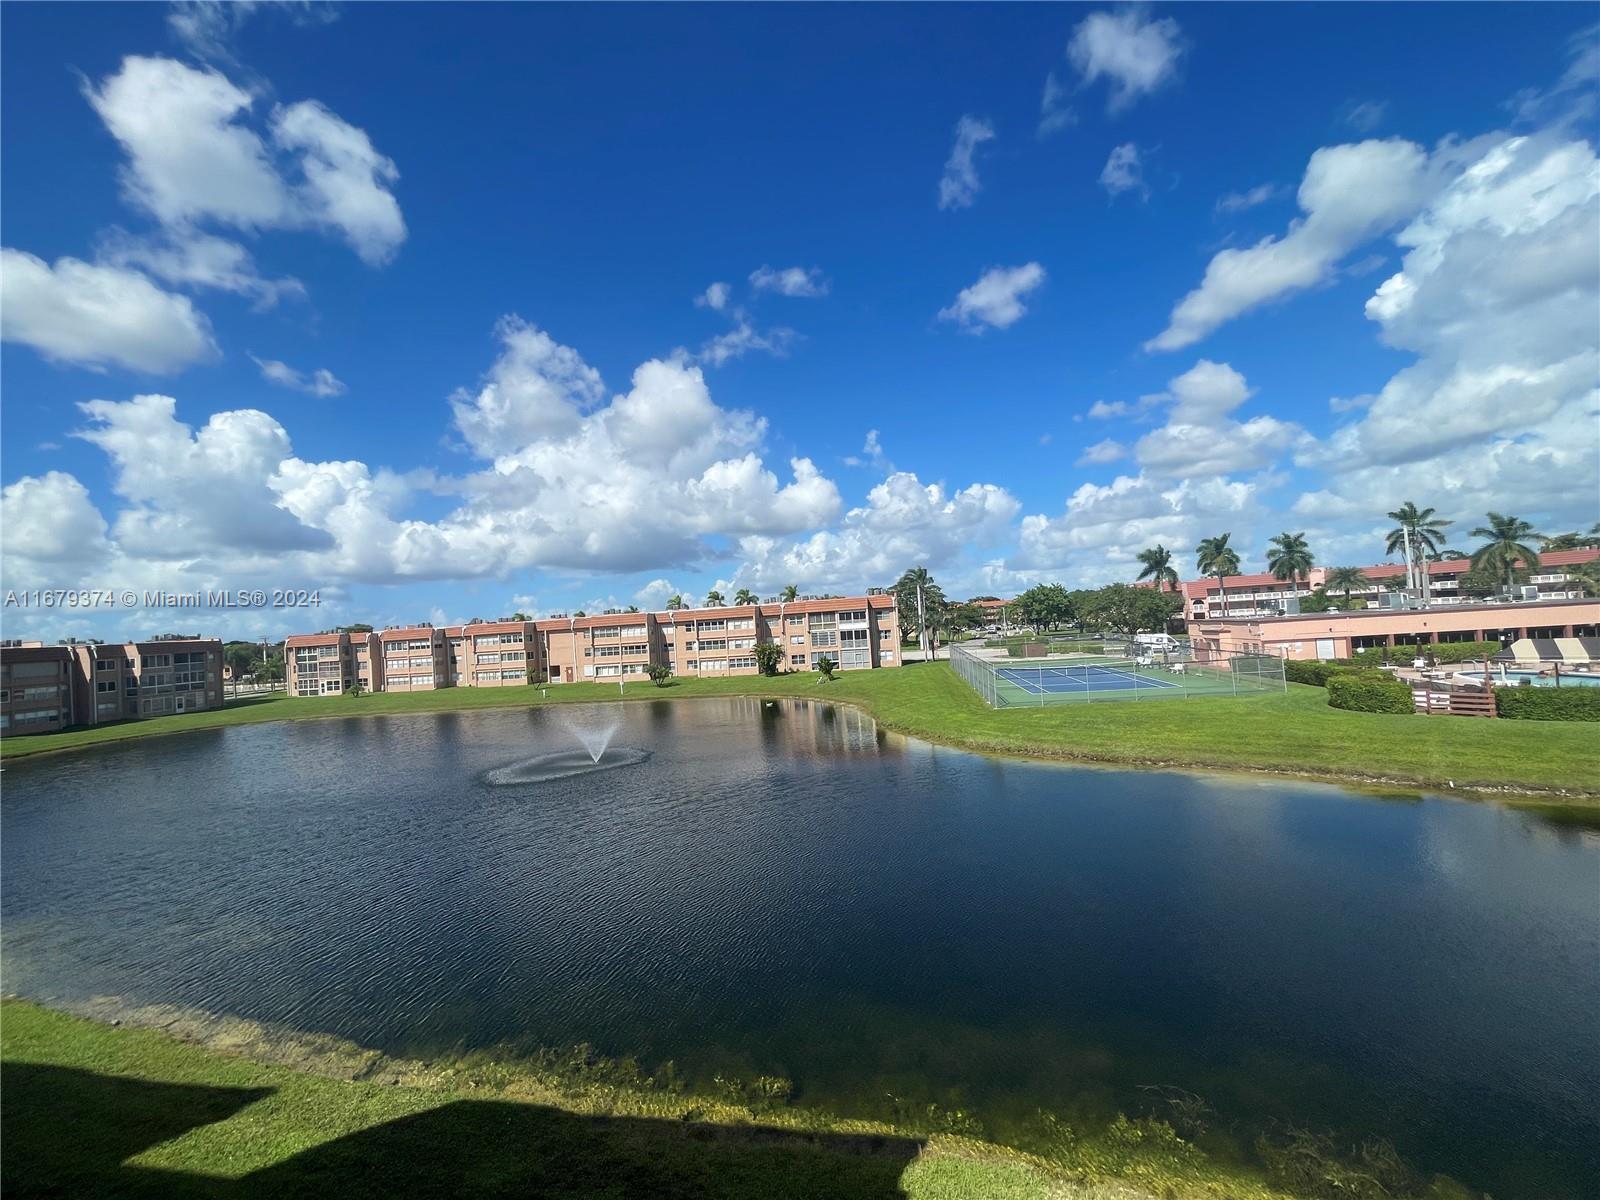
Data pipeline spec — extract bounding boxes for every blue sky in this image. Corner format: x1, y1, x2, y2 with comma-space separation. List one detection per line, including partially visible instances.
2, 2, 1597, 640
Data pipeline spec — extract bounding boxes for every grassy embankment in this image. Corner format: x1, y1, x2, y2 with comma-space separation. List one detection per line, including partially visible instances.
9, 997, 1477, 1200
3, 664, 1597, 799
2, 663, 1595, 800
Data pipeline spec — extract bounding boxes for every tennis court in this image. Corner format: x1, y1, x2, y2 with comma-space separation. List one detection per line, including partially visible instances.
995, 663, 1180, 694
953, 643, 1286, 708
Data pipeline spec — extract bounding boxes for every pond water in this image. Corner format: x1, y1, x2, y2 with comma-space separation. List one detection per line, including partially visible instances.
3, 698, 1596, 1198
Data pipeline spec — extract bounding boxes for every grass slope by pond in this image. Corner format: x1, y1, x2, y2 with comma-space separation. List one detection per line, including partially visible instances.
2, 664, 1596, 800
3, 999, 1482, 1200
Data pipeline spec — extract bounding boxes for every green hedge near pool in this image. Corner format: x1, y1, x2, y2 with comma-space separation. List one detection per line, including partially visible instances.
1350, 641, 1502, 667
1326, 672, 1415, 715
1495, 687, 1600, 721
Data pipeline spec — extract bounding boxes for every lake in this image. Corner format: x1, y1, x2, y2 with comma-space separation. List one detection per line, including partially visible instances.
3, 698, 1596, 1197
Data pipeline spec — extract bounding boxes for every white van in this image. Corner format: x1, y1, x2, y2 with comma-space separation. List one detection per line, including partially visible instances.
1135, 633, 1182, 653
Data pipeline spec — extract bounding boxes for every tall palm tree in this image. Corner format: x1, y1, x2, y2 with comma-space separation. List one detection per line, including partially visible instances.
1385, 502, 1451, 600
1323, 566, 1370, 603
704, 590, 725, 607
665, 594, 683, 610
1266, 531, 1314, 589
733, 588, 757, 605
1135, 544, 1180, 592
780, 584, 799, 603
895, 566, 942, 657
1469, 512, 1544, 590
1195, 534, 1241, 617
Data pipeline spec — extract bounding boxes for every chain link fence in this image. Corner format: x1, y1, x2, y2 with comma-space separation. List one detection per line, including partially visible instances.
950, 640, 1286, 709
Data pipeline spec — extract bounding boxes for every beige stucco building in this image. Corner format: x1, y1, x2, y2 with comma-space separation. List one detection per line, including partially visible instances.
284, 594, 901, 696
1, 636, 225, 734
1189, 597, 1600, 661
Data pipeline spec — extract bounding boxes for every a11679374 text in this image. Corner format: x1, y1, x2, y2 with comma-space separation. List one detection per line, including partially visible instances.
3, 589, 323, 610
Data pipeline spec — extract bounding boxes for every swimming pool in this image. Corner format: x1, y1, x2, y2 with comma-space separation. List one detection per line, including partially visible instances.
1458, 670, 1600, 688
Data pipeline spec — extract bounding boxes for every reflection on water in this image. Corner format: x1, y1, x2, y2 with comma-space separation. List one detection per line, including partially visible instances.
2, 698, 1596, 1199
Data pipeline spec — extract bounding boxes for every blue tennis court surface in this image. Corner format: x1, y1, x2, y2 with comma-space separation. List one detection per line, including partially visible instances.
994, 665, 1180, 694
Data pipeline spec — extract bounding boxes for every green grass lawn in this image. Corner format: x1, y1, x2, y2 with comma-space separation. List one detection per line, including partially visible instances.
3, 998, 1306, 1200
3, 664, 1596, 799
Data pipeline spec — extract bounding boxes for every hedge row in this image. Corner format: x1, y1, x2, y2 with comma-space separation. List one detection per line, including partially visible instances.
1494, 686, 1600, 721
1326, 671, 1414, 714
1350, 641, 1501, 667
1284, 660, 1352, 687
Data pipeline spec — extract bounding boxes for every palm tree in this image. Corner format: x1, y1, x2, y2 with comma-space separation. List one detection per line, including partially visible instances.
1469, 512, 1544, 590
1385, 502, 1451, 601
733, 588, 757, 606
895, 566, 943, 658
1195, 534, 1241, 617
1135, 544, 1180, 592
666, 594, 683, 610
780, 584, 799, 603
704, 590, 725, 607
1570, 557, 1600, 597
1542, 530, 1600, 551
626, 604, 639, 613
1266, 532, 1314, 590
1323, 566, 1370, 605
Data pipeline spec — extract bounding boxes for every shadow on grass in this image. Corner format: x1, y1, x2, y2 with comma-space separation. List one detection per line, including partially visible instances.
221, 693, 289, 710
3, 1062, 923, 1199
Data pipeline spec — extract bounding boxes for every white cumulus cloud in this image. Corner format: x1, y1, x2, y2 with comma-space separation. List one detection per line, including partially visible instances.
1099, 142, 1148, 199
251, 355, 346, 396
938, 262, 1047, 332
1068, 8, 1185, 114
748, 265, 829, 297
0, 248, 218, 374
1147, 138, 1433, 351
938, 115, 996, 210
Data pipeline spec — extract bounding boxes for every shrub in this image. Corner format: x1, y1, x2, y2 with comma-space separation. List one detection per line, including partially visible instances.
645, 663, 673, 688
1327, 671, 1414, 714
752, 641, 784, 676
1285, 660, 1351, 687
1494, 686, 1600, 721
816, 655, 836, 681
1351, 641, 1500, 668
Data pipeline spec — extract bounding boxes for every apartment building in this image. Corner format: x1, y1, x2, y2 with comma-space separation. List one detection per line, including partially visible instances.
287, 632, 362, 696
378, 626, 451, 693
1191, 597, 1600, 661
0, 636, 225, 734
445, 620, 541, 687
72, 637, 226, 724
0, 643, 76, 733
1172, 548, 1599, 623
283, 594, 901, 696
